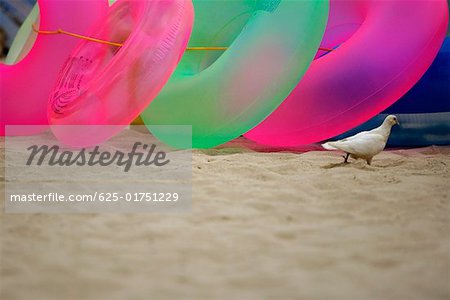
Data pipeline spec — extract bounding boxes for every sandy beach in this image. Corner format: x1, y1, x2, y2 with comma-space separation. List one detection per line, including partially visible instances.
1, 134, 449, 300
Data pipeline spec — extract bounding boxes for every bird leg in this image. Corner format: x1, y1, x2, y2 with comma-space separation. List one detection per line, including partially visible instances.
343, 153, 350, 163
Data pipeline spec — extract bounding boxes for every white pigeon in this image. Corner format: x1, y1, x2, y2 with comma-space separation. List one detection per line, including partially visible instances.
322, 115, 400, 165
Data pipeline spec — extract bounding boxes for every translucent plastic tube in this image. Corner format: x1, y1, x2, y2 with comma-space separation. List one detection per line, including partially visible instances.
48, 0, 194, 147
0, 0, 109, 136
141, 0, 329, 149
245, 0, 449, 147
335, 38, 450, 147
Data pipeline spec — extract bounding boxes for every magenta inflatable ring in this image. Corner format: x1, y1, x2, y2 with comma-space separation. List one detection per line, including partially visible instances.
47, 0, 194, 147
246, 0, 449, 147
0, 0, 108, 136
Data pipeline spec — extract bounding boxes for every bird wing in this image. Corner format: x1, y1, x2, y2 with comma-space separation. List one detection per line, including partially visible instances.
322, 142, 338, 150
322, 130, 370, 150
326, 133, 386, 156
342, 130, 371, 142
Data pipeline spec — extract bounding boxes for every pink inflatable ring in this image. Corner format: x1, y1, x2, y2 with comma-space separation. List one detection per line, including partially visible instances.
48, 0, 194, 147
0, 0, 108, 136
246, 0, 449, 147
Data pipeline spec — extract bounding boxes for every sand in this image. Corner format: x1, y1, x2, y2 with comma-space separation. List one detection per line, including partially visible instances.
1, 135, 449, 300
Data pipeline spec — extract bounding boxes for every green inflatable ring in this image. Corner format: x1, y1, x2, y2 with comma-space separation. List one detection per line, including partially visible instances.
5, 4, 39, 65
141, 0, 329, 148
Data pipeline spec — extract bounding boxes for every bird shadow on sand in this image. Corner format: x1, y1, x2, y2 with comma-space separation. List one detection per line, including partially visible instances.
321, 159, 406, 170
321, 161, 354, 169
372, 159, 406, 168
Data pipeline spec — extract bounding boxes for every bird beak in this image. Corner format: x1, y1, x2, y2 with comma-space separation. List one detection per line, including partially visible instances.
396, 120, 400, 125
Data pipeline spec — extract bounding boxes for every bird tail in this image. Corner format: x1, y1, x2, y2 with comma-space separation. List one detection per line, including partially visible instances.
322, 142, 338, 150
